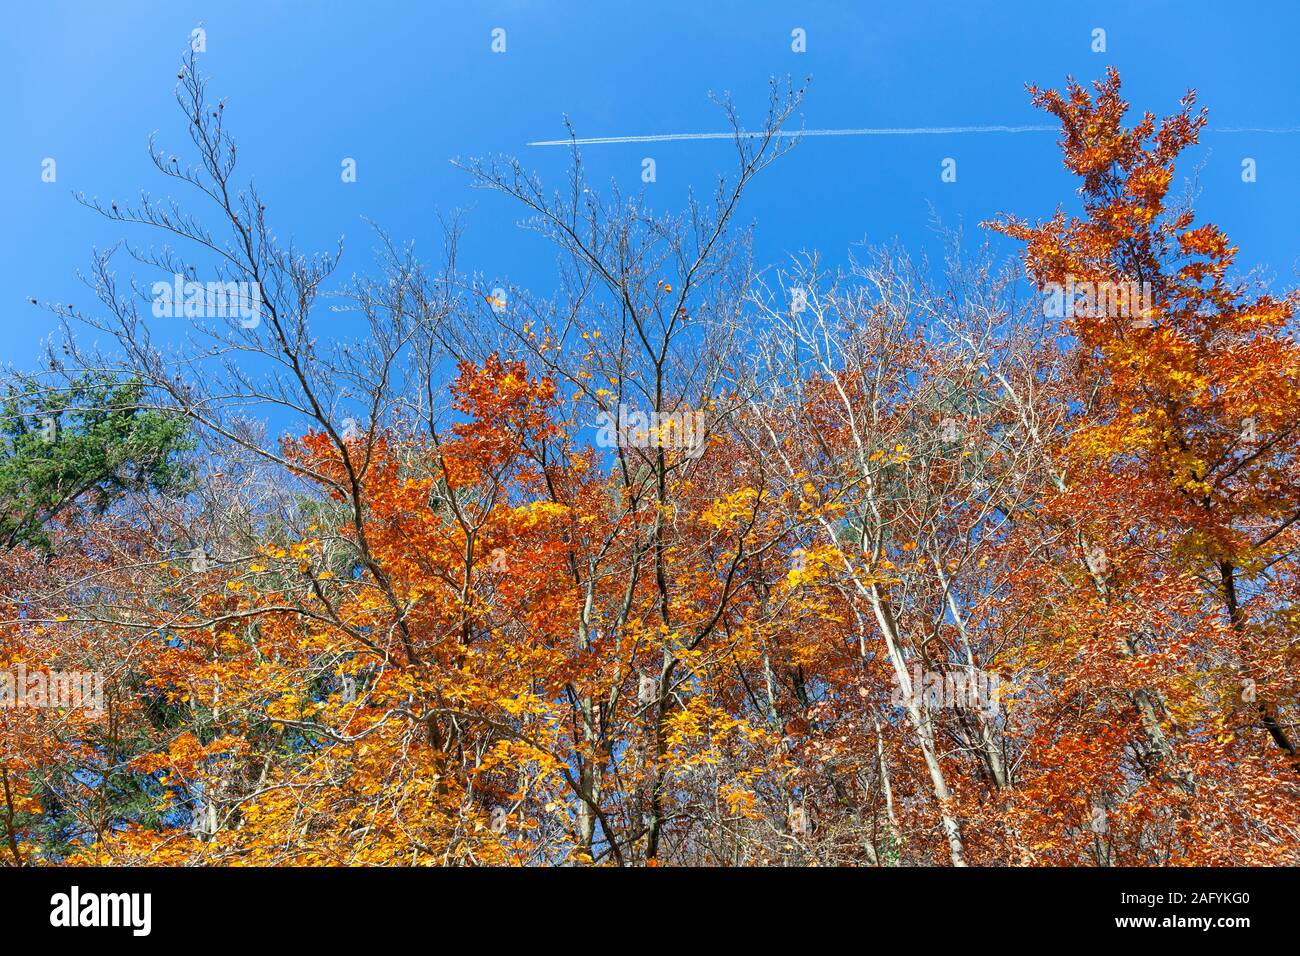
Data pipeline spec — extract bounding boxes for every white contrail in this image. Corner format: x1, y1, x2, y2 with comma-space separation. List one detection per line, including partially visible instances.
1212, 126, 1300, 133
528, 124, 1300, 147
528, 125, 1055, 147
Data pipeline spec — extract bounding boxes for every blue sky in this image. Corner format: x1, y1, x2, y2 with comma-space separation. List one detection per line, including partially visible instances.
2, 0, 1297, 374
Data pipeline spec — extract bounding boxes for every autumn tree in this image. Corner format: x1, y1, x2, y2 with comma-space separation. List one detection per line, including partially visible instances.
8, 54, 1297, 868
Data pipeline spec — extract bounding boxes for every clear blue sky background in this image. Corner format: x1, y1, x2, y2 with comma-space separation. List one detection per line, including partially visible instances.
2, 0, 1297, 375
